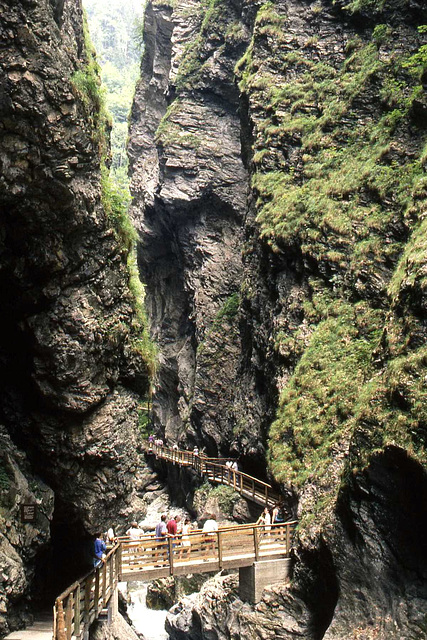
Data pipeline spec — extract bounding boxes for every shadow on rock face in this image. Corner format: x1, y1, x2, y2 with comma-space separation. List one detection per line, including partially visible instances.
331, 445, 427, 637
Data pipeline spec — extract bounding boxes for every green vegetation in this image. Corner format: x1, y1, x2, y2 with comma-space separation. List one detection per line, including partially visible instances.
174, 0, 239, 92
197, 293, 240, 357
78, 1, 157, 378
84, 0, 142, 182
340, 0, 386, 13
155, 101, 202, 149
235, 3, 427, 523
236, 12, 427, 288
194, 482, 240, 516
402, 26, 427, 78
269, 297, 383, 487
71, 11, 111, 158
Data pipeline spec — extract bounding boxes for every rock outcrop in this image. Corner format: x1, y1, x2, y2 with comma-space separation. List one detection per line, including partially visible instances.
128, 0, 251, 458
0, 0, 151, 630
130, 0, 427, 636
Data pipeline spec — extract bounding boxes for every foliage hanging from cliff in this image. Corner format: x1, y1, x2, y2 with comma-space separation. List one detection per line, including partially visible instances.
269, 296, 383, 487
235, 1, 427, 521
84, 0, 142, 183
70, 10, 111, 159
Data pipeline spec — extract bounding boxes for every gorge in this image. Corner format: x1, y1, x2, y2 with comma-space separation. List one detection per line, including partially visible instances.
1, 0, 427, 638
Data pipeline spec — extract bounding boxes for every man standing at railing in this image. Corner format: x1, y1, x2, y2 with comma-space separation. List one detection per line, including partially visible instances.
155, 514, 168, 565
93, 532, 106, 568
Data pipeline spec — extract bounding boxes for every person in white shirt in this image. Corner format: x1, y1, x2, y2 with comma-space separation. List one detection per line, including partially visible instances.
202, 514, 218, 556
126, 521, 143, 540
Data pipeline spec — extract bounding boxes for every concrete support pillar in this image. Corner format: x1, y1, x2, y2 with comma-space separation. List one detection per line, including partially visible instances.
239, 558, 291, 604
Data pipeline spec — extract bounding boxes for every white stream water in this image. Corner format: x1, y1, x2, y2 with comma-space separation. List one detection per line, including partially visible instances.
120, 582, 169, 640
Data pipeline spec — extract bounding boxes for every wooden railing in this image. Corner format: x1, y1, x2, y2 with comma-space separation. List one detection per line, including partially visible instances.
119, 520, 296, 581
147, 444, 281, 507
53, 543, 121, 640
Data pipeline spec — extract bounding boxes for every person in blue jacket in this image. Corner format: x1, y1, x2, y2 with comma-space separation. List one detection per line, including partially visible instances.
94, 532, 106, 568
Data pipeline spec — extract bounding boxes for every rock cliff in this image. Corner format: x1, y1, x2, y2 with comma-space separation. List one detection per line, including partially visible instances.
130, 0, 427, 636
0, 0, 151, 631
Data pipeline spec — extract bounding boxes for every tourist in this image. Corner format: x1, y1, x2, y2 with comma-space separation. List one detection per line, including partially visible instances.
193, 446, 199, 456
106, 527, 117, 546
93, 532, 106, 568
126, 521, 143, 540
180, 517, 192, 559
167, 515, 181, 547
272, 502, 285, 524
155, 514, 168, 564
256, 507, 271, 538
202, 513, 218, 556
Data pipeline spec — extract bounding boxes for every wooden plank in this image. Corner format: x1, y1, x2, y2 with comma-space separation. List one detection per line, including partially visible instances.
74, 585, 81, 638
94, 568, 100, 618
83, 572, 93, 636
102, 562, 107, 607
65, 593, 73, 640
217, 531, 223, 569
168, 538, 174, 576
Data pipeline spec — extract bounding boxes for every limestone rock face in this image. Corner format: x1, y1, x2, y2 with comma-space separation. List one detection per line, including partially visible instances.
0, 0, 149, 628
165, 573, 312, 640
128, 0, 250, 457
0, 427, 54, 636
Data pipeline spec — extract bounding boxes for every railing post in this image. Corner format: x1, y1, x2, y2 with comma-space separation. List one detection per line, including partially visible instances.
253, 526, 259, 561
217, 531, 223, 569
94, 568, 100, 618
252, 479, 255, 499
102, 561, 107, 607
83, 573, 93, 637
65, 593, 73, 640
117, 544, 122, 581
74, 586, 81, 638
56, 599, 67, 640
240, 473, 243, 494
109, 554, 114, 597
265, 485, 268, 504
168, 538, 174, 575
286, 524, 291, 554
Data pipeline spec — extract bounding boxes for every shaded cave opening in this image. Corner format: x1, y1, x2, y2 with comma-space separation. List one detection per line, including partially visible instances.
32, 501, 95, 609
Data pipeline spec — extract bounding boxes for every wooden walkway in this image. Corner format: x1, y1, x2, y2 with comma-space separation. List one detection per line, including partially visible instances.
51, 519, 296, 640
120, 520, 296, 581
147, 444, 281, 508
23, 445, 295, 640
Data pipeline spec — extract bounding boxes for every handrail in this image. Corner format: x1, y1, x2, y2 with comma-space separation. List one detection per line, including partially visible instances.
146, 444, 281, 506
120, 520, 297, 580
53, 543, 121, 640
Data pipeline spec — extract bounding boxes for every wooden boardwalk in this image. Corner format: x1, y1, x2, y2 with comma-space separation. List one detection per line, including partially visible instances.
51, 520, 296, 640
23, 445, 295, 640
147, 444, 281, 508
120, 520, 296, 581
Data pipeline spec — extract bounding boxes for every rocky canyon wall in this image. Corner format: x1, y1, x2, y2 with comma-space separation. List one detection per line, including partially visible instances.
0, 0, 151, 632
130, 0, 427, 636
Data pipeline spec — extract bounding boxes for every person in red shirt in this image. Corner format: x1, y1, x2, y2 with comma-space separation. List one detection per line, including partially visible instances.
167, 515, 181, 536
